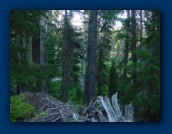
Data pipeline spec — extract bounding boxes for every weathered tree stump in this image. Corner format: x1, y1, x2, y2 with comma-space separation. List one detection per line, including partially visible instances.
25, 92, 133, 122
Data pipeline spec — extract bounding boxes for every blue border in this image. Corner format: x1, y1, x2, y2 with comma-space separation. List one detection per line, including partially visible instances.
0, 0, 171, 134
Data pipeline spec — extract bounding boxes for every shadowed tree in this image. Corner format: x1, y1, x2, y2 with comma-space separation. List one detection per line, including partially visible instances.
123, 10, 130, 81
131, 10, 137, 90
60, 10, 75, 102
108, 59, 118, 98
84, 10, 98, 105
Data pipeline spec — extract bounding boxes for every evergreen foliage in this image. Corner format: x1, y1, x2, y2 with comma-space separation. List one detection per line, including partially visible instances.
133, 10, 160, 121
43, 22, 62, 92
96, 49, 108, 96
69, 83, 83, 104
108, 59, 119, 98
10, 10, 46, 94
96, 10, 122, 97
71, 32, 82, 82
49, 81, 61, 100
10, 93, 35, 122
61, 10, 81, 102
10, 10, 160, 122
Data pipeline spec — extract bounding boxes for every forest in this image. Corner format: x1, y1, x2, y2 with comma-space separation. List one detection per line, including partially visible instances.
10, 10, 160, 122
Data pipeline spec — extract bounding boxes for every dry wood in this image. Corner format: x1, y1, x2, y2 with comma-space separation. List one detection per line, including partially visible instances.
25, 92, 133, 122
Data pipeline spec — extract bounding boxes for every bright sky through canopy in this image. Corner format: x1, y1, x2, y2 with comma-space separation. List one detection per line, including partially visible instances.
71, 10, 127, 30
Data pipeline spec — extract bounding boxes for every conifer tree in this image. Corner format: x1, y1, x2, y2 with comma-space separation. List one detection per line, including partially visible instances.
123, 10, 131, 81
131, 10, 137, 89
61, 10, 73, 102
108, 59, 118, 98
96, 10, 121, 96
134, 10, 160, 121
84, 10, 97, 105
96, 49, 107, 95
10, 10, 46, 94
60, 10, 77, 102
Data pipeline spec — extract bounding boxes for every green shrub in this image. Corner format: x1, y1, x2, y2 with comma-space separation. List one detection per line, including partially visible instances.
49, 81, 83, 104
69, 83, 83, 104
49, 81, 61, 99
10, 93, 34, 122
133, 90, 160, 122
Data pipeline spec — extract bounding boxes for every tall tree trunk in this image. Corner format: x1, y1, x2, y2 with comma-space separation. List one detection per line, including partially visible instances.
84, 10, 97, 105
32, 32, 41, 64
32, 32, 42, 92
123, 10, 130, 80
131, 10, 137, 86
32, 16, 46, 92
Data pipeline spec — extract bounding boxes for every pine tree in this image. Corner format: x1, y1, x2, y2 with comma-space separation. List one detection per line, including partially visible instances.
108, 59, 118, 98
131, 10, 137, 91
123, 10, 131, 81
61, 10, 73, 102
44, 20, 61, 91
84, 10, 97, 105
133, 10, 160, 121
10, 10, 46, 94
96, 49, 107, 95
96, 10, 121, 96
60, 10, 77, 102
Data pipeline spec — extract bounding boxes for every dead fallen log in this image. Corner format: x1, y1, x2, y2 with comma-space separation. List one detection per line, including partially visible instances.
24, 92, 77, 122
25, 92, 133, 122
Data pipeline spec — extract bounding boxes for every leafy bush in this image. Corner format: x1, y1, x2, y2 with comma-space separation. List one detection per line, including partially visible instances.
69, 83, 83, 104
133, 90, 160, 122
10, 93, 34, 122
49, 81, 61, 99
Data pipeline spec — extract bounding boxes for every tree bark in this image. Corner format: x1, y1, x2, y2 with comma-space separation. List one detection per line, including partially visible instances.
84, 10, 97, 105
32, 32, 41, 64
32, 17, 46, 92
